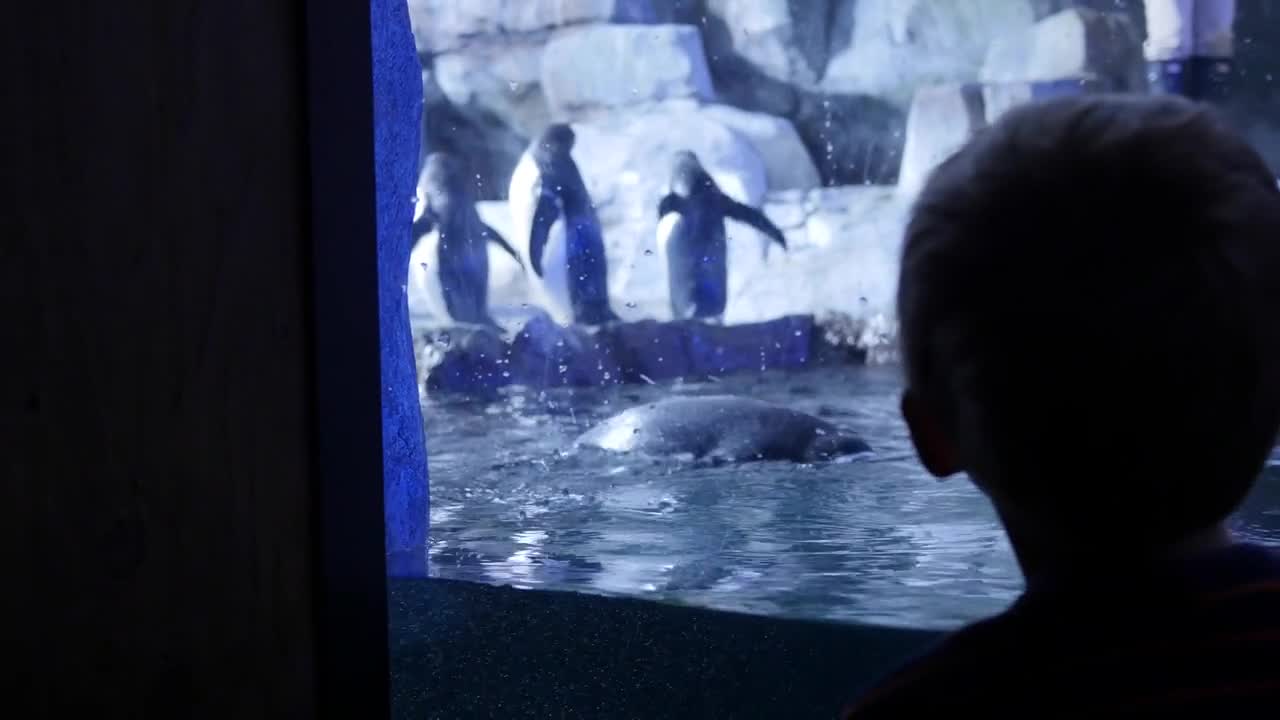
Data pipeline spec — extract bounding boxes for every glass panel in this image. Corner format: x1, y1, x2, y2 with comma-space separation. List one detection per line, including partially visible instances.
405, 0, 1280, 632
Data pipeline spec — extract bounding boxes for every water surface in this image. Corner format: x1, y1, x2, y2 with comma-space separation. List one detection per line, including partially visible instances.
424, 365, 1280, 630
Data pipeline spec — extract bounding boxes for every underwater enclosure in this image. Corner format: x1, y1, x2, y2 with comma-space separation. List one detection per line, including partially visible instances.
402, 0, 1280, 634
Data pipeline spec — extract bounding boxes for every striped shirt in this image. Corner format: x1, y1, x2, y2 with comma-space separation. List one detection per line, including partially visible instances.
842, 542, 1280, 718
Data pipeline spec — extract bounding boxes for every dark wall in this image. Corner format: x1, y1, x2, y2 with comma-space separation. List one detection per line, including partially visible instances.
4, 2, 317, 716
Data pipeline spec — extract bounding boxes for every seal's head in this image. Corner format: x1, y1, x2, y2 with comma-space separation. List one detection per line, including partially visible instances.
804, 428, 873, 462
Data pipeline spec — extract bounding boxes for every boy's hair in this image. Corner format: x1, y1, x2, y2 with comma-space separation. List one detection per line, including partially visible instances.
898, 94, 1280, 540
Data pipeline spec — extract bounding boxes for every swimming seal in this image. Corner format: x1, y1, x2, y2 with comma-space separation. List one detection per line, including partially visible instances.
576, 395, 871, 463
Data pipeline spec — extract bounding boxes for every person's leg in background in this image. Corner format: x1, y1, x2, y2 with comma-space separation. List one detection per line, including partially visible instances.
1190, 0, 1235, 103
1144, 0, 1195, 95
1143, 0, 1236, 101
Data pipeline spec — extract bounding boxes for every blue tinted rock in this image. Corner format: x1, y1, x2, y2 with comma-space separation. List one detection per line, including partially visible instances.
684, 315, 814, 376
422, 314, 843, 395
423, 327, 511, 396
507, 313, 622, 388
600, 319, 693, 382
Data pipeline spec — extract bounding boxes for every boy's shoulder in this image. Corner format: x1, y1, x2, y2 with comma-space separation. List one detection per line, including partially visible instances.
840, 609, 1021, 717
842, 542, 1280, 718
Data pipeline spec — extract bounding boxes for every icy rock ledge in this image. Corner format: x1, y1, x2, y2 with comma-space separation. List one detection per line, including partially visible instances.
415, 312, 881, 397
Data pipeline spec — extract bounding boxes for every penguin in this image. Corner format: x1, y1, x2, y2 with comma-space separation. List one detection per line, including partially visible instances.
508, 123, 619, 326
655, 150, 788, 323
409, 152, 522, 329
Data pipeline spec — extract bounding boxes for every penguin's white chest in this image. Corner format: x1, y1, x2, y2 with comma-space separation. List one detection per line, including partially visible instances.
407, 230, 450, 322
655, 212, 685, 315
508, 153, 573, 324
656, 211, 684, 260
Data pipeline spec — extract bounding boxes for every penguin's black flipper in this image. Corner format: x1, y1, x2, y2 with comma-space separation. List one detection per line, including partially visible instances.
658, 193, 685, 219
722, 197, 787, 259
411, 212, 435, 240
529, 191, 560, 277
482, 222, 523, 269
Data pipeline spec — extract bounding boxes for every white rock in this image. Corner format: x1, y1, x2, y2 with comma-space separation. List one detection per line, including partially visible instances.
726, 186, 910, 331
981, 77, 1107, 126
541, 24, 715, 116
408, 0, 655, 54
980, 8, 1144, 90
897, 83, 986, 199
704, 0, 829, 86
697, 104, 821, 193
433, 41, 551, 139
823, 0, 1038, 109
980, 82, 1033, 126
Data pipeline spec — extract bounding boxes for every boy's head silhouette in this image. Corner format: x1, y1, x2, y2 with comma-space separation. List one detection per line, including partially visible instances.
897, 94, 1280, 580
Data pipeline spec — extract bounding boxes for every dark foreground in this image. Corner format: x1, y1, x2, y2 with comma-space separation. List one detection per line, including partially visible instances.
389, 577, 942, 719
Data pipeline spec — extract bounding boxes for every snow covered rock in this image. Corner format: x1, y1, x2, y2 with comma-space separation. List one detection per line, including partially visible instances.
408, 0, 657, 54
823, 0, 1040, 109
703, 0, 831, 86
980, 7, 1145, 92
541, 24, 716, 116
897, 83, 986, 198
432, 39, 552, 140
727, 186, 909, 340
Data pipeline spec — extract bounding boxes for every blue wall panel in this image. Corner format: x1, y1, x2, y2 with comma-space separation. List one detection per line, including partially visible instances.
372, 0, 429, 577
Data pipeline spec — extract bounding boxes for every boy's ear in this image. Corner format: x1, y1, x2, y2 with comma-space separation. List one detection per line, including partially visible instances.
901, 388, 964, 479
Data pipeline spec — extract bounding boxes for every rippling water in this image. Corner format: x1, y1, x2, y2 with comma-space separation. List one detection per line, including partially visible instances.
423, 364, 1280, 630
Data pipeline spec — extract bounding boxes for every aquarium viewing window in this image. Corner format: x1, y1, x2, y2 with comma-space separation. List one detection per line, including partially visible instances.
400, 0, 1279, 631
308, 0, 1280, 714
